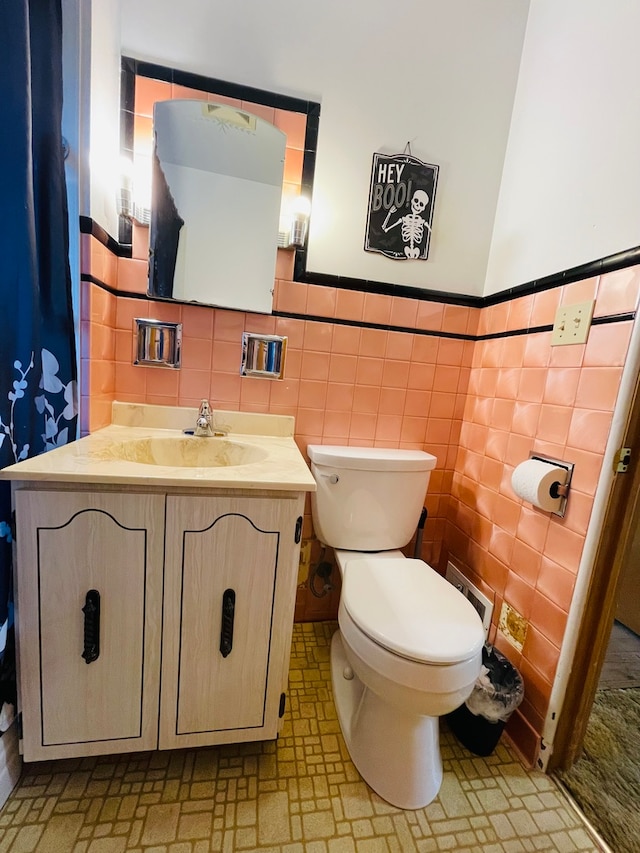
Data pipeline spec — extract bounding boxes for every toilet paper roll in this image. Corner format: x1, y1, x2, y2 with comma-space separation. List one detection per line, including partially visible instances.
511, 459, 566, 512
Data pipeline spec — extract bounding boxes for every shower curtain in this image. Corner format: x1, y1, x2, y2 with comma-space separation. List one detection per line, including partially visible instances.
0, 0, 78, 725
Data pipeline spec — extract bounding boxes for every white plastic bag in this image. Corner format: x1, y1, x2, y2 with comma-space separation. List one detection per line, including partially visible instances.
465, 645, 524, 723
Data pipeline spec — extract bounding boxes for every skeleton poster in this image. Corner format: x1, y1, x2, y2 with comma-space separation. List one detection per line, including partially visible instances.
364, 152, 438, 261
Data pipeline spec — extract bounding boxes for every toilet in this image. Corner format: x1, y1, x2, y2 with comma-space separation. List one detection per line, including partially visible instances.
307, 444, 485, 809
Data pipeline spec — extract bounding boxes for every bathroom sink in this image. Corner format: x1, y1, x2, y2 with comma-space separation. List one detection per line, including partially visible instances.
0, 404, 318, 490
107, 436, 269, 468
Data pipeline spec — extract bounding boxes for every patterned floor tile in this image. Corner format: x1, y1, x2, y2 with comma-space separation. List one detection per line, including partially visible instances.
0, 622, 603, 852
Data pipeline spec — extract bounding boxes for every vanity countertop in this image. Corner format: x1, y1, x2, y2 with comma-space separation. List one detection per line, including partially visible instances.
0, 402, 316, 492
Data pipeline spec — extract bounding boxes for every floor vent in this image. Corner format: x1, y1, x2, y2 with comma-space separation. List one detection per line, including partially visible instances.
445, 562, 494, 639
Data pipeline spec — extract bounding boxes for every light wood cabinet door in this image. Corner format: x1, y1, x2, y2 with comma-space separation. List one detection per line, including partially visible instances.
160, 493, 303, 749
14, 490, 164, 761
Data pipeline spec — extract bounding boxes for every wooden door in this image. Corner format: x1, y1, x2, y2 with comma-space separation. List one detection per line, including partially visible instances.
14, 490, 164, 760
160, 493, 303, 749
615, 518, 640, 635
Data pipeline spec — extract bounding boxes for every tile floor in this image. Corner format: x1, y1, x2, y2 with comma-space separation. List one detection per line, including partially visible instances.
0, 621, 604, 852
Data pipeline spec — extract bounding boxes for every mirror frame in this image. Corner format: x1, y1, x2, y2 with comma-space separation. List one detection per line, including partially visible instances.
119, 56, 320, 293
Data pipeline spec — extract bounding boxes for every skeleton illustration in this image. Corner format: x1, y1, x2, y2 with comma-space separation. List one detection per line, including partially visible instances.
381, 189, 431, 258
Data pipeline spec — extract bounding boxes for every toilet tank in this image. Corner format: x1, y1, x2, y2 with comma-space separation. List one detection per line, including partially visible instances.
307, 445, 437, 551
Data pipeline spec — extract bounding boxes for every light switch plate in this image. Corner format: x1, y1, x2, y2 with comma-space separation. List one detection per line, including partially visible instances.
551, 299, 595, 346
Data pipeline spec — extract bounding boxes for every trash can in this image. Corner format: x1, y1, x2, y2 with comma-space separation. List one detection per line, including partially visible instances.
447, 644, 524, 756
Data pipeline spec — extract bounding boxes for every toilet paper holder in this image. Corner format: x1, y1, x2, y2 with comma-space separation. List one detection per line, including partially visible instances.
529, 453, 574, 517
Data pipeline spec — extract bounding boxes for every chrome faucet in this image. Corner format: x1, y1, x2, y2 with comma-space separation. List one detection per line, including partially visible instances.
193, 399, 230, 437
194, 399, 214, 437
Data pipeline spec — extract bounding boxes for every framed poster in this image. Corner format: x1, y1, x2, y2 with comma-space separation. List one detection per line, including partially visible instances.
364, 151, 439, 261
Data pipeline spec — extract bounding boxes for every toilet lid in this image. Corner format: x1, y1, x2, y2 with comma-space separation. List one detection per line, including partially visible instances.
342, 558, 485, 665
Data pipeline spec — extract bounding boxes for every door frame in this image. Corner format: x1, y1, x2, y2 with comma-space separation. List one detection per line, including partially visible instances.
548, 367, 640, 771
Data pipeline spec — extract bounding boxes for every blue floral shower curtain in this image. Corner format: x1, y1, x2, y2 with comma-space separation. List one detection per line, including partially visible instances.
0, 0, 78, 724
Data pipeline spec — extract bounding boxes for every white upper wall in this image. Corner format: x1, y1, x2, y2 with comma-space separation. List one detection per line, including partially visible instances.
117, 0, 640, 299
485, 0, 640, 295
88, 0, 122, 238
120, 0, 529, 298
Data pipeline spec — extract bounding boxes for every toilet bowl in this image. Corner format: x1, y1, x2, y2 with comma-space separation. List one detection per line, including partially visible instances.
307, 445, 485, 809
332, 550, 484, 808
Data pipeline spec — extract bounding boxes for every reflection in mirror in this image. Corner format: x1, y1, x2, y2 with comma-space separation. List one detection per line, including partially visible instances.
241, 332, 287, 379
150, 100, 286, 312
119, 59, 320, 314
134, 318, 182, 368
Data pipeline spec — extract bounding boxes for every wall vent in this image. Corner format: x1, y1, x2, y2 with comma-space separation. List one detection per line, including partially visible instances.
445, 562, 494, 639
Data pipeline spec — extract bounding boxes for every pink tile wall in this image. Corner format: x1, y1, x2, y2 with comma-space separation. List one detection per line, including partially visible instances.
81, 224, 640, 765
84, 238, 476, 573
446, 267, 640, 763
80, 236, 117, 435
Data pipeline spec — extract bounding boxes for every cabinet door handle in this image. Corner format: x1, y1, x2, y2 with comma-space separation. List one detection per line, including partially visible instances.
81, 589, 100, 664
219, 588, 236, 658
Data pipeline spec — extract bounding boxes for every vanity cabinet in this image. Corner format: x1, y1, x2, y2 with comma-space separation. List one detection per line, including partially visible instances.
12, 486, 304, 761
159, 494, 303, 749
14, 490, 164, 761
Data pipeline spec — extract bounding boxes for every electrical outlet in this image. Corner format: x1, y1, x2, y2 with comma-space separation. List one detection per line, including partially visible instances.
498, 602, 528, 652
551, 299, 595, 346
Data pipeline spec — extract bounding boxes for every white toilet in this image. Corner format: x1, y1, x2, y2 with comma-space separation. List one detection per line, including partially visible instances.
307, 444, 485, 809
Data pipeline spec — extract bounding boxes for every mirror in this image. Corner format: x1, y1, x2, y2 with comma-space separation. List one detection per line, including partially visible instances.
150, 100, 285, 312
120, 59, 320, 314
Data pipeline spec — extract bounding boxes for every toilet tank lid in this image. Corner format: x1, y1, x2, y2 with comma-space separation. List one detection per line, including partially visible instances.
307, 445, 437, 472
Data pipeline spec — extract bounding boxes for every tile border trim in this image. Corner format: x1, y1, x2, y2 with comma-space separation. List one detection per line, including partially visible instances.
80, 213, 640, 311
82, 273, 636, 343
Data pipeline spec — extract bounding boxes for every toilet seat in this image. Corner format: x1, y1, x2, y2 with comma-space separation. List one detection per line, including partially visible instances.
342, 557, 484, 665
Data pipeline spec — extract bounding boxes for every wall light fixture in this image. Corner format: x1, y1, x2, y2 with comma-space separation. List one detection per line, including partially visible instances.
278, 195, 311, 249
118, 155, 151, 226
